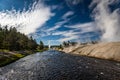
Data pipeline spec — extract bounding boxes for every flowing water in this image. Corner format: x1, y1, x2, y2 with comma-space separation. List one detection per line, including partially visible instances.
0, 50, 120, 80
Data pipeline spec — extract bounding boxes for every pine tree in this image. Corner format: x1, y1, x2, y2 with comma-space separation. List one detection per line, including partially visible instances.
38, 41, 44, 50
0, 26, 38, 51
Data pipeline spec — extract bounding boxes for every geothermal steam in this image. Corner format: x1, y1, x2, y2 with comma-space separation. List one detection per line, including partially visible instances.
91, 0, 120, 42
0, 0, 53, 35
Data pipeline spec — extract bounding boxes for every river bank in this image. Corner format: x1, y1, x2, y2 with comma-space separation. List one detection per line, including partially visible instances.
62, 42, 120, 62
0, 50, 36, 67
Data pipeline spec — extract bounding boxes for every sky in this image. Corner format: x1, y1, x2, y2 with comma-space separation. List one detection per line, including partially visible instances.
0, 0, 120, 45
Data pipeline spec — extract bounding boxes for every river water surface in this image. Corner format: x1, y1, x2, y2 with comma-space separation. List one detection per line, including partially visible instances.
0, 50, 120, 80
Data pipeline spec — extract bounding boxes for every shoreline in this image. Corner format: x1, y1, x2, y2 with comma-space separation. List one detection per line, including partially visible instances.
61, 42, 120, 62
0, 50, 37, 67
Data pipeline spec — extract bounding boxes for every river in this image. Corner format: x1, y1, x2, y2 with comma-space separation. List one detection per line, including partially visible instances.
0, 50, 120, 80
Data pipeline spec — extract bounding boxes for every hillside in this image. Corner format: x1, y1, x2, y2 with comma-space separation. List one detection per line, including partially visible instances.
62, 42, 120, 62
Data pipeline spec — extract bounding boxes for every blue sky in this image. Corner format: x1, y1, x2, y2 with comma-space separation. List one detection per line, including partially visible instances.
0, 0, 120, 45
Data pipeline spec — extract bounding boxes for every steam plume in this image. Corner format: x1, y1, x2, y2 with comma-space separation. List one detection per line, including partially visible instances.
90, 0, 120, 42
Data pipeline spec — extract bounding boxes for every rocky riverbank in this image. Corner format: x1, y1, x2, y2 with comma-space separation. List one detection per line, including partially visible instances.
62, 42, 120, 62
0, 50, 35, 67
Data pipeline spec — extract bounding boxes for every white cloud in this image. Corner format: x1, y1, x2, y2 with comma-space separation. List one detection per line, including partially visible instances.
60, 33, 79, 42
46, 20, 67, 32
45, 11, 74, 33
62, 11, 74, 19
0, 0, 53, 35
56, 22, 100, 42
58, 35, 79, 42
63, 30, 80, 37
47, 25, 61, 32
59, 0, 120, 43
65, 0, 82, 7
47, 18, 99, 43
65, 22, 98, 34
52, 31, 68, 35
65, 22, 94, 28
90, 0, 120, 42
52, 30, 80, 42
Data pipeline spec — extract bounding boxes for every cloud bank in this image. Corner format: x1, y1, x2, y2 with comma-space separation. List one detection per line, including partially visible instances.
90, 0, 120, 42
62, 0, 120, 42
0, 0, 53, 35
33, 0, 120, 44
53, 30, 80, 42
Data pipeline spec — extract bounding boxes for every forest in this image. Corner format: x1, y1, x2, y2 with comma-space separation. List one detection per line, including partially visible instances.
0, 26, 48, 66
0, 26, 38, 51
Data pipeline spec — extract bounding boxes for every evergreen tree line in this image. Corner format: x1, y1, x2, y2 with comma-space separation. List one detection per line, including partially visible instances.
0, 26, 38, 51
62, 41, 77, 47
62, 40, 98, 47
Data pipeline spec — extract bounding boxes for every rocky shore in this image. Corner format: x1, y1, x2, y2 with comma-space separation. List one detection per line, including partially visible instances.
0, 50, 35, 67
62, 42, 120, 62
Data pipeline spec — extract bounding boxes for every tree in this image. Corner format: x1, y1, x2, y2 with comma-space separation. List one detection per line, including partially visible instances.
62, 41, 69, 47
59, 44, 63, 50
38, 41, 44, 50
27, 36, 38, 50
0, 28, 4, 49
0, 26, 38, 51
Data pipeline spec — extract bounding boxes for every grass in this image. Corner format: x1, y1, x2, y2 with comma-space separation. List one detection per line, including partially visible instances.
0, 55, 18, 67
0, 49, 10, 52
0, 49, 39, 67
37, 49, 45, 52
13, 53, 25, 58
37, 48, 48, 52
0, 51, 26, 67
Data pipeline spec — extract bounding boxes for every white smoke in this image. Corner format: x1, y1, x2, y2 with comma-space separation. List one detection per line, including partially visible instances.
90, 0, 120, 42
0, 0, 53, 35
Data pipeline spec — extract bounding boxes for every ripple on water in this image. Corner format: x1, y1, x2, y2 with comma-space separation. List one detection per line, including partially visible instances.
0, 76, 7, 80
